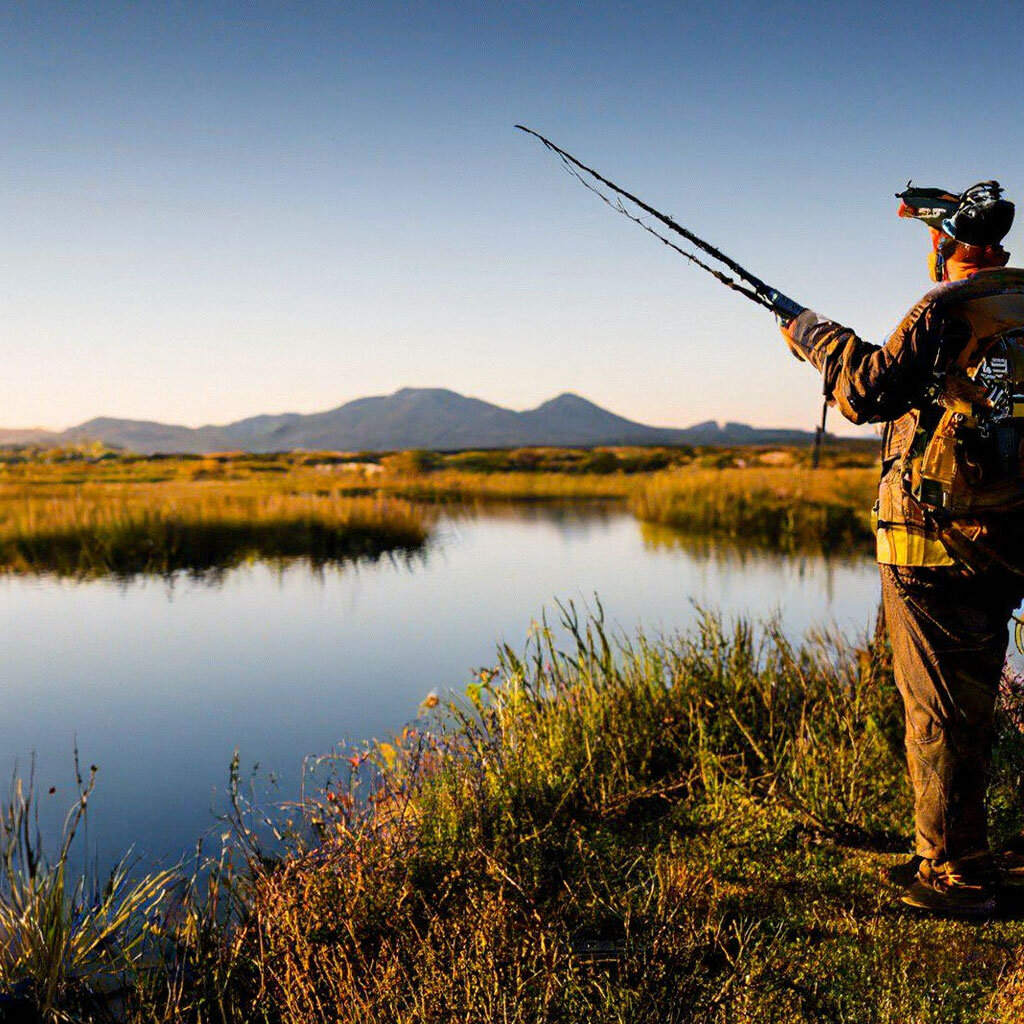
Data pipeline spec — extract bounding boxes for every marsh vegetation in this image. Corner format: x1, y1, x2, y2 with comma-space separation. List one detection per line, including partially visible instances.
0, 487, 428, 578
630, 467, 875, 550
0, 443, 879, 576
5, 610, 1024, 1022
6, 443, 1017, 1021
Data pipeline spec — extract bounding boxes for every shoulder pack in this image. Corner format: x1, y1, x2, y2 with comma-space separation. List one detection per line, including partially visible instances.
904, 278, 1024, 515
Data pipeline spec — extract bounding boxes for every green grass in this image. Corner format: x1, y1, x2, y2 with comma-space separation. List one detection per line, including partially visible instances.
216, 611, 1024, 1023
1, 609, 1000, 1022
0, 758, 177, 1021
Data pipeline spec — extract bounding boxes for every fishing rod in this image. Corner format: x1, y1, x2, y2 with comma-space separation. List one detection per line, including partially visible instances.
516, 125, 829, 462
514, 125, 805, 322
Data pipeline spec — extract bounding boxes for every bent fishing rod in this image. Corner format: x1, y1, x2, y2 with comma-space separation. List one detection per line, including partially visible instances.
515, 125, 829, 463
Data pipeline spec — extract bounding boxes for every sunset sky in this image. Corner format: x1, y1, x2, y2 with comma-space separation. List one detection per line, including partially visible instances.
5, 1, 1024, 434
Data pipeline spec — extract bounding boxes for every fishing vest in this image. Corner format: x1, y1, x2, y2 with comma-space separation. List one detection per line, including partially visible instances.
901, 270, 1024, 518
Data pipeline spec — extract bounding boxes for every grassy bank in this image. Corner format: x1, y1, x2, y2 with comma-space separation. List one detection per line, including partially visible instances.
0, 487, 428, 577
210, 613, 1023, 1024
630, 467, 877, 551
10, 611, 1024, 1022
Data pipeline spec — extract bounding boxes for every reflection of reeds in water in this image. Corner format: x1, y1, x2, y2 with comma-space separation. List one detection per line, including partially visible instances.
629, 467, 876, 551
0, 489, 428, 578
637, 520, 872, 571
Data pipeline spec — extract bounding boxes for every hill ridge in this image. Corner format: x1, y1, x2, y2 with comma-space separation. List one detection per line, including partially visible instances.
7, 388, 823, 454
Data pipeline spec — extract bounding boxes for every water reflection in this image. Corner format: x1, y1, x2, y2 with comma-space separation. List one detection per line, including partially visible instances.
637, 522, 877, 608
638, 520, 869, 566
1, 505, 880, 865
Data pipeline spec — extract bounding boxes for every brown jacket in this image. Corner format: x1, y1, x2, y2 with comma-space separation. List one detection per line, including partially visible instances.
786, 268, 1024, 567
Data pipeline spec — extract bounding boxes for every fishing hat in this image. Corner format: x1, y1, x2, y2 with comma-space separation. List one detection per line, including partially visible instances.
896, 180, 1015, 245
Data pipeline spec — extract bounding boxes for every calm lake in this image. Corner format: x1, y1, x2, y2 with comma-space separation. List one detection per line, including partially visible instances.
2, 504, 882, 866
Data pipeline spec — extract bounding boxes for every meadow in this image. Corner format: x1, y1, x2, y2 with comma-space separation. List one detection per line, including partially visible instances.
0, 443, 880, 576
5, 609, 1024, 1022
0, 450, 431, 576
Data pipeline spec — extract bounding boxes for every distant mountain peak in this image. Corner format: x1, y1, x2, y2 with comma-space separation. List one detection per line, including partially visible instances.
536, 392, 596, 409
28, 389, 820, 454
392, 386, 462, 400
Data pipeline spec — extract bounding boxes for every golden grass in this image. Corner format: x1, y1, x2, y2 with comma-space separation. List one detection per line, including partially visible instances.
0, 449, 882, 574
629, 466, 877, 550
0, 481, 428, 577
381, 468, 631, 502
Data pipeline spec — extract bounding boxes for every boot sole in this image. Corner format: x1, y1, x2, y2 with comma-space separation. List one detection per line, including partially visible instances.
900, 892, 997, 917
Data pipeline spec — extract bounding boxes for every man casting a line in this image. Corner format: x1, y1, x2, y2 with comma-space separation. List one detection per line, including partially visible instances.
780, 182, 1024, 915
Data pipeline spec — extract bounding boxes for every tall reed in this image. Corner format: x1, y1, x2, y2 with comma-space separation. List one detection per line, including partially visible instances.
629, 466, 877, 550
2, 453, 883, 566
0, 490, 428, 577
123, 609, 1024, 1023
0, 758, 177, 1022
7, 611, 1024, 1020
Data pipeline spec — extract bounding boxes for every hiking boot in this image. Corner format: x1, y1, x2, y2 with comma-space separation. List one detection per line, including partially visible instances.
882, 854, 923, 888
901, 858, 997, 917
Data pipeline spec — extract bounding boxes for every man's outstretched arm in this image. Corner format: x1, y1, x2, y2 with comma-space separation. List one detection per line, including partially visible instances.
779, 300, 944, 425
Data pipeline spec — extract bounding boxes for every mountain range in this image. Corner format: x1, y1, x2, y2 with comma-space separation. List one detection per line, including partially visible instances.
3, 388, 824, 454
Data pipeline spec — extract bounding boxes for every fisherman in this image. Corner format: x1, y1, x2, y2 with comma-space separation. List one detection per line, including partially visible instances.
518, 129, 1024, 914
779, 181, 1024, 916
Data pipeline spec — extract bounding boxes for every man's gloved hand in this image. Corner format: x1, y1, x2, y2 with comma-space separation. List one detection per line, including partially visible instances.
778, 308, 829, 363
766, 290, 812, 361
777, 312, 807, 362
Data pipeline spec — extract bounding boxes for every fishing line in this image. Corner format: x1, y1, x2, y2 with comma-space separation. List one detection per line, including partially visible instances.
548, 147, 773, 309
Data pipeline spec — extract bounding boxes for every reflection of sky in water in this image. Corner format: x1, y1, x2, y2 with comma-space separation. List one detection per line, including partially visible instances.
2, 507, 884, 866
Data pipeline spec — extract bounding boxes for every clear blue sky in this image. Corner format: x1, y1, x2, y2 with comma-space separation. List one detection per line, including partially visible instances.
4, 0, 1024, 434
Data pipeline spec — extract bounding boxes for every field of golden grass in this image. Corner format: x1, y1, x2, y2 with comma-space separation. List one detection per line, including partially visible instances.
0, 478, 428, 577
0, 446, 880, 574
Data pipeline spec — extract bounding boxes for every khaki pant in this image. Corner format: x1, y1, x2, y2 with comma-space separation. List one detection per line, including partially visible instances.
881, 564, 1024, 864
